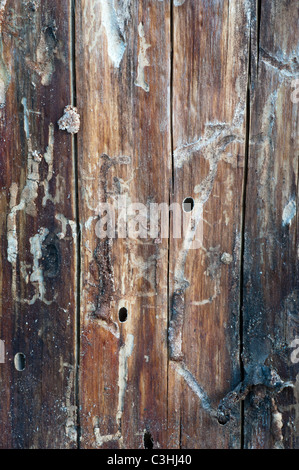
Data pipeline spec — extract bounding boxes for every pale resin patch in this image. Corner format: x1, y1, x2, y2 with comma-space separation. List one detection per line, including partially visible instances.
135, 22, 150, 92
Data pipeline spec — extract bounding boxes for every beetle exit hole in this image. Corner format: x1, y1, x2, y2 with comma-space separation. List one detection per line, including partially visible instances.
14, 353, 26, 371
118, 307, 128, 323
144, 431, 154, 449
183, 197, 194, 212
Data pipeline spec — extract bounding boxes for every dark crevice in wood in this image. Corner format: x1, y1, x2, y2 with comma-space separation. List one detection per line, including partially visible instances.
239, 24, 252, 449
166, 186, 171, 426
170, 1, 174, 194
166, 0, 174, 437
143, 431, 154, 449
179, 413, 182, 449
71, 0, 81, 449
257, 0, 262, 72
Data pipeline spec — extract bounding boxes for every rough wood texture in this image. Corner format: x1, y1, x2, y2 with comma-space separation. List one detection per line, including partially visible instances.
168, 0, 249, 448
0, 0, 77, 448
0, 0, 298, 449
76, 0, 171, 449
242, 0, 299, 449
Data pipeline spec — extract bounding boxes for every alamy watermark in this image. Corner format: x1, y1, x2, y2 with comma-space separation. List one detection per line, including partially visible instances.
94, 196, 203, 249
290, 337, 299, 364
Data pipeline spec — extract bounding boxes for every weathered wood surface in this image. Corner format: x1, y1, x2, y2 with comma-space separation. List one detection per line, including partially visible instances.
77, 0, 171, 449
242, 0, 299, 449
0, 0, 298, 449
0, 0, 77, 448
168, 0, 249, 449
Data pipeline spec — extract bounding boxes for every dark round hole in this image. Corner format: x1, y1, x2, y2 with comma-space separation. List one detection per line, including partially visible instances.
183, 197, 194, 212
118, 307, 128, 323
14, 353, 26, 371
144, 431, 154, 449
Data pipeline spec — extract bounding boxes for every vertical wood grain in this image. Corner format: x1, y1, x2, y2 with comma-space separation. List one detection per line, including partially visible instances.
0, 0, 298, 450
76, 0, 171, 448
169, 0, 250, 448
0, 0, 77, 448
243, 0, 299, 449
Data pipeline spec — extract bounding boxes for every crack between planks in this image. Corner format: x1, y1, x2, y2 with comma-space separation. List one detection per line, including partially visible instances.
256, 0, 261, 73
239, 22, 252, 449
70, 0, 81, 449
170, 1, 175, 194
166, 0, 175, 445
166, 0, 182, 448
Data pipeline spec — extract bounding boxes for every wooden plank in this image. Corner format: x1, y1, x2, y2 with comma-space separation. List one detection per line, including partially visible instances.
0, 0, 77, 448
0, 0, 297, 450
169, 0, 250, 448
76, 0, 171, 448
242, 0, 299, 449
